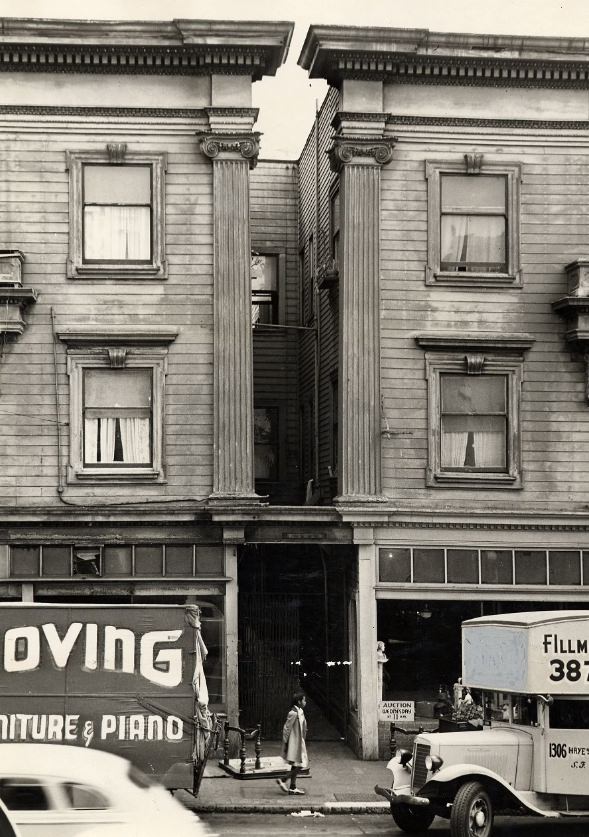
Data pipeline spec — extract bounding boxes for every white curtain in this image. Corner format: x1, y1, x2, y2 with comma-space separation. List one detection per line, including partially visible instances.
441, 216, 468, 264
442, 431, 469, 468
99, 417, 116, 463
84, 206, 150, 260
473, 426, 505, 467
119, 417, 150, 463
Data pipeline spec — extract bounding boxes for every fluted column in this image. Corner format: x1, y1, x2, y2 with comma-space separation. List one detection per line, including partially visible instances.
329, 134, 396, 503
200, 132, 261, 504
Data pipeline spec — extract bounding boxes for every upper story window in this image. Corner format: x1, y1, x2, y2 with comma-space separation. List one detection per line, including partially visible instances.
330, 189, 340, 269
251, 254, 279, 325
66, 148, 166, 279
254, 406, 279, 481
57, 326, 177, 483
83, 368, 152, 467
426, 158, 521, 287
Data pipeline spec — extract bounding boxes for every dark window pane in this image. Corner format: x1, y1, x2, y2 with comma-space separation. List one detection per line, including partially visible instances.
549, 551, 581, 586
379, 548, 411, 583
447, 549, 478, 583
196, 547, 223, 575
254, 407, 279, 480
0, 779, 49, 811
103, 546, 132, 576
165, 545, 193, 576
42, 546, 71, 577
10, 546, 40, 576
584, 552, 589, 585
413, 549, 445, 583
481, 550, 513, 584
514, 550, 547, 585
134, 545, 163, 576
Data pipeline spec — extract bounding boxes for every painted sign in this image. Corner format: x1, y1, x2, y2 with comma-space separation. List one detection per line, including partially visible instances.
463, 612, 589, 694
545, 730, 589, 793
378, 701, 415, 723
0, 604, 196, 784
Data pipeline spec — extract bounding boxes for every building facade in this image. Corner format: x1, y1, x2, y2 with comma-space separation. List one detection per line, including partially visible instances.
299, 26, 589, 756
5, 15, 589, 764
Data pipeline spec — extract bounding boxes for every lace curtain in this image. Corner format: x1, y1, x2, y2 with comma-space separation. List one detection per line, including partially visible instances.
85, 417, 150, 464
84, 206, 151, 261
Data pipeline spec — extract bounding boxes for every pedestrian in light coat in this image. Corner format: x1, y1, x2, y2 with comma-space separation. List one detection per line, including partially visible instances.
276, 691, 308, 795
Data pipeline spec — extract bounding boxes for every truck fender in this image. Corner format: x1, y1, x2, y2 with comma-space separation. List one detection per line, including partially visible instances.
385, 756, 412, 790
421, 764, 555, 817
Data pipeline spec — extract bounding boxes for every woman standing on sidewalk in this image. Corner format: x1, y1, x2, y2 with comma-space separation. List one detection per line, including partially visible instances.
277, 691, 308, 796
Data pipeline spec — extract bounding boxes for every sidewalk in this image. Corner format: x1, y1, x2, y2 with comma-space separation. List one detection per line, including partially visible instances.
177, 740, 392, 815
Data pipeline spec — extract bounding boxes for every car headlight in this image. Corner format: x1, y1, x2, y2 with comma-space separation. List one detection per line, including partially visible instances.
424, 754, 444, 773
398, 749, 412, 767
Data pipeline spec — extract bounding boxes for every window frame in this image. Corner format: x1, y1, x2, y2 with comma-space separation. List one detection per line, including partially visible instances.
425, 159, 521, 287
250, 251, 284, 325
65, 346, 169, 483
425, 352, 523, 488
66, 150, 167, 280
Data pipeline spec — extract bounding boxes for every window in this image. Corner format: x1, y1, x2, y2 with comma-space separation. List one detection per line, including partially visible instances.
62, 783, 109, 809
251, 254, 278, 324
254, 406, 279, 481
426, 159, 520, 286
330, 189, 340, 269
66, 149, 166, 279
424, 351, 524, 487
58, 327, 177, 483
0, 779, 49, 811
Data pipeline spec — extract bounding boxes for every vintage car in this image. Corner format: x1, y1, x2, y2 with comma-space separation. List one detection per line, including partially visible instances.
375, 611, 589, 836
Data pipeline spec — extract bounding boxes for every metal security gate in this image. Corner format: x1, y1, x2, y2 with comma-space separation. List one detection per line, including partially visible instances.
238, 593, 300, 737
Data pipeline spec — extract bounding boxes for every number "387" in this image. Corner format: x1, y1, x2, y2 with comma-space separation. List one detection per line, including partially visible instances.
549, 658, 589, 682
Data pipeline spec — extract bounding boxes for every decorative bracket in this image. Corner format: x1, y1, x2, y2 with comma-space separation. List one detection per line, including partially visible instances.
465, 353, 486, 374
106, 143, 127, 163
464, 153, 484, 174
107, 347, 127, 368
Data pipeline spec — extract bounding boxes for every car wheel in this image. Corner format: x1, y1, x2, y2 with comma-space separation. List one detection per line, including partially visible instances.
391, 802, 435, 833
450, 781, 493, 837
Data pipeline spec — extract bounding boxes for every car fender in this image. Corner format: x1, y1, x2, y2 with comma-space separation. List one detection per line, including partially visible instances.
420, 764, 556, 817
385, 756, 412, 792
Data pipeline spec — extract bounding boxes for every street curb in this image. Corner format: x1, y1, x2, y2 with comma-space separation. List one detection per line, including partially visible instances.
176, 791, 390, 815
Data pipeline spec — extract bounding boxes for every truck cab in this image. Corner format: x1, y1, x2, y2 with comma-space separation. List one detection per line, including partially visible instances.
375, 611, 589, 836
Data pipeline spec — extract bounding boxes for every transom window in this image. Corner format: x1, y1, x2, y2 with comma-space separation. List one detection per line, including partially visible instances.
67, 149, 166, 279
83, 368, 152, 467
440, 174, 507, 273
426, 160, 521, 287
83, 164, 152, 263
440, 373, 507, 472
251, 255, 278, 325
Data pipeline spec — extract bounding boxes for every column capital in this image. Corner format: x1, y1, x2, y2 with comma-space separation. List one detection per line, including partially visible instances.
198, 131, 261, 170
327, 135, 397, 173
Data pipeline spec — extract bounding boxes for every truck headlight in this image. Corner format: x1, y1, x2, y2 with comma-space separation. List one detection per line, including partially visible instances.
425, 754, 443, 773
398, 749, 412, 767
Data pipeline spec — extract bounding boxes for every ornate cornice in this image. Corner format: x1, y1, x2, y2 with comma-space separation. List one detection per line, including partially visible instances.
0, 19, 294, 81
327, 135, 396, 172
0, 105, 208, 119
415, 333, 535, 352
385, 520, 589, 532
199, 132, 261, 169
388, 114, 589, 130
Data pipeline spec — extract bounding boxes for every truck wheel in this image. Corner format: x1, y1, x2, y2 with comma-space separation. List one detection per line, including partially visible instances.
391, 803, 435, 833
450, 781, 493, 837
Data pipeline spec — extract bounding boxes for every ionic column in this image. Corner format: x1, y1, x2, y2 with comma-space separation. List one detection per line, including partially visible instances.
328, 133, 396, 503
200, 132, 261, 504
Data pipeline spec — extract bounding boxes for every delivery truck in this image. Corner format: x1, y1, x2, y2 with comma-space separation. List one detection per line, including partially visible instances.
375, 610, 589, 836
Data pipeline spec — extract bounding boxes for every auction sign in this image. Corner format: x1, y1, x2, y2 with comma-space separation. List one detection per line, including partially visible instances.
0, 604, 196, 785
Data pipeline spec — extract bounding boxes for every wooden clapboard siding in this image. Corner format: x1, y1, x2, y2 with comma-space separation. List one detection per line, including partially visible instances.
250, 161, 301, 504
0, 116, 217, 506
380, 127, 589, 509
297, 87, 340, 501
